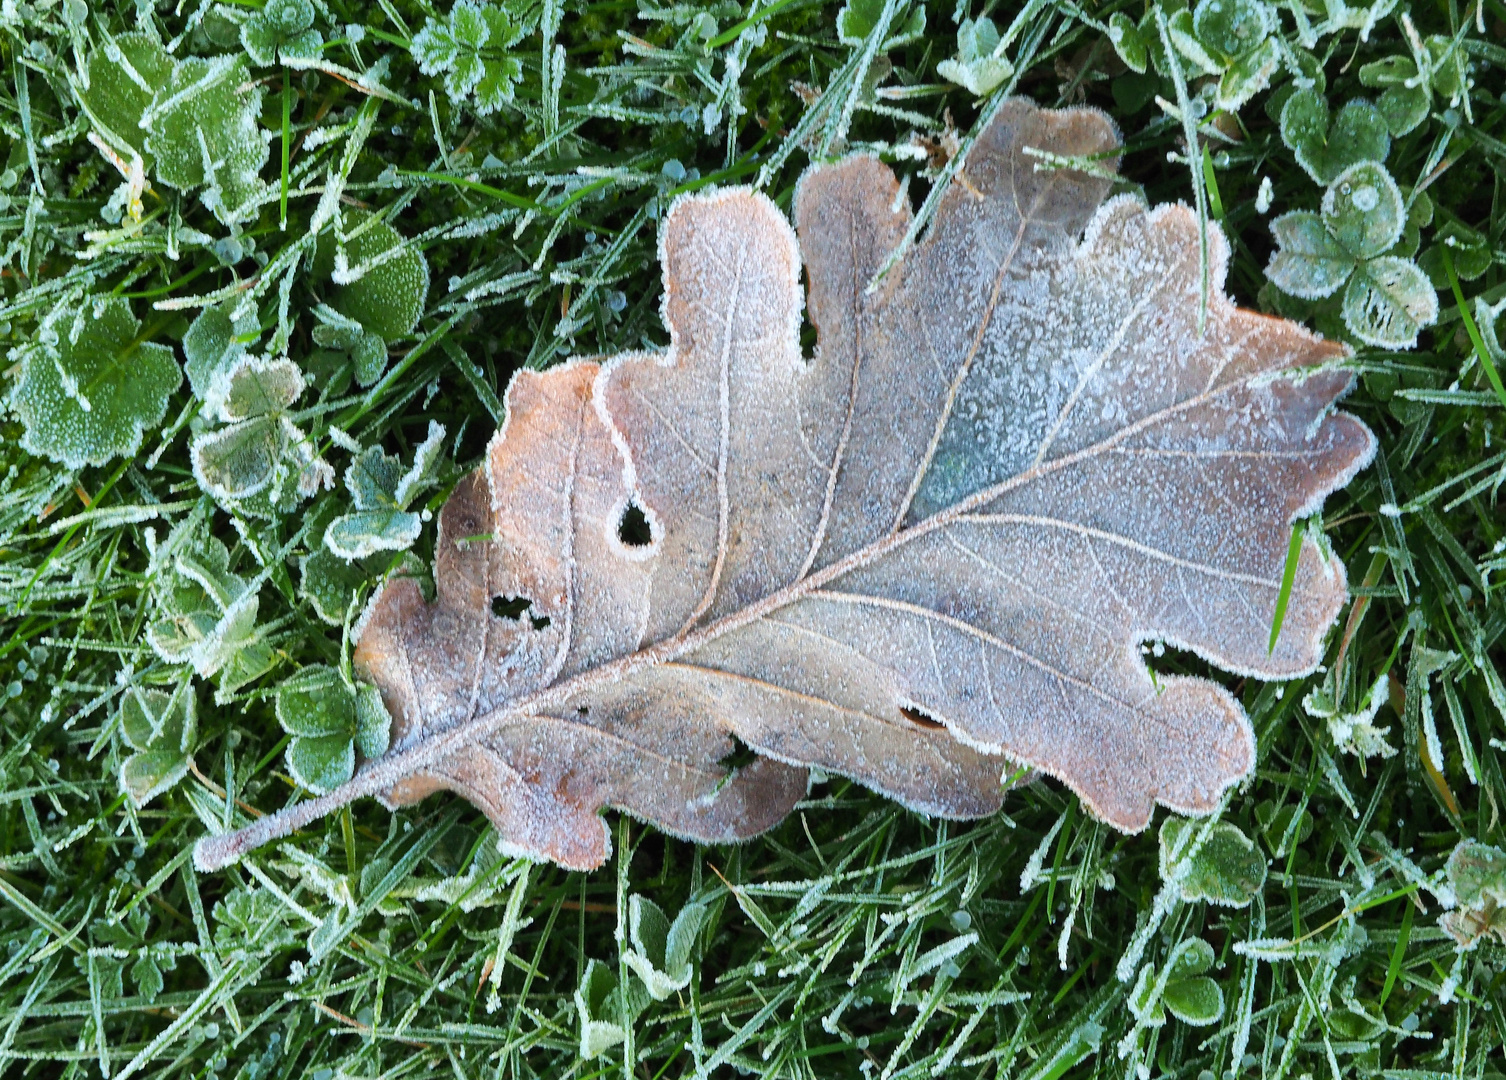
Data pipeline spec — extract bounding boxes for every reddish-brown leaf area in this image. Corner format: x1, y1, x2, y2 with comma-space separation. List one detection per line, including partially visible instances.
196, 99, 1373, 873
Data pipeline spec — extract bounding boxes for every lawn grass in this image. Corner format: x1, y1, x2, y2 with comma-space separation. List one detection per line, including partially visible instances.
2, 0, 1505, 1078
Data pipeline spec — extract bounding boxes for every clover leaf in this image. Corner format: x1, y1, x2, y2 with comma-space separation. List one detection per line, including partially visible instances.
1266, 162, 1437, 349
1129, 938, 1224, 1028
1106, 13, 1148, 73
1160, 818, 1268, 907
146, 527, 275, 699
190, 356, 332, 512
1279, 90, 1390, 185
142, 55, 268, 225
1439, 840, 1506, 950
1418, 221, 1492, 286
325, 422, 446, 561
1188, 0, 1281, 109
1359, 56, 1430, 137
79, 32, 174, 166
241, 0, 323, 66
118, 685, 196, 807
411, 0, 527, 114
183, 302, 260, 403
575, 960, 630, 1060
937, 17, 1012, 97
275, 664, 390, 794
836, 0, 925, 48
12, 295, 180, 469
310, 304, 387, 388
313, 209, 430, 347
1343, 257, 1439, 350
623, 894, 709, 1001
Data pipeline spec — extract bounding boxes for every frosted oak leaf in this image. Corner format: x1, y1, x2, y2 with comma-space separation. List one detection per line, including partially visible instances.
196, 99, 1374, 873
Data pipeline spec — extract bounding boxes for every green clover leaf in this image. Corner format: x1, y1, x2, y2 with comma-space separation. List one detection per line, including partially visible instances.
190, 356, 329, 511
1359, 55, 1430, 137
1129, 938, 1224, 1028
183, 302, 260, 402
241, 0, 322, 66
1279, 90, 1390, 186
1160, 818, 1268, 907
836, 0, 925, 48
146, 527, 276, 699
1266, 162, 1437, 349
623, 894, 709, 1001
1343, 256, 1438, 350
1191, 0, 1276, 62
575, 960, 629, 1060
937, 17, 1013, 98
12, 295, 180, 469
275, 664, 391, 794
1322, 160, 1405, 261
1106, 13, 1147, 73
324, 422, 446, 561
119, 686, 196, 807
1266, 212, 1356, 299
314, 209, 430, 344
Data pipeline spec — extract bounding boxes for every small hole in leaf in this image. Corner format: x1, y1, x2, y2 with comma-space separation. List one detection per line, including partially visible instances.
576, 705, 589, 717
900, 705, 945, 731
491, 595, 531, 620
530, 614, 551, 630
717, 735, 758, 770
618, 502, 652, 547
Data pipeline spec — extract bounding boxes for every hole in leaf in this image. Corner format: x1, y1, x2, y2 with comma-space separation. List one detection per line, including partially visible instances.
900, 705, 945, 731
529, 614, 551, 631
576, 705, 589, 717
491, 595, 531, 620
717, 735, 758, 770
618, 502, 652, 547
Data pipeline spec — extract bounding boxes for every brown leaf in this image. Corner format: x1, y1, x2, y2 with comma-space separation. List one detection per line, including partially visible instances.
196, 99, 1374, 873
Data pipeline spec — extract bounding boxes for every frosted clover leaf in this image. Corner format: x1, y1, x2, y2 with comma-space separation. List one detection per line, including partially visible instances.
1360, 55, 1430, 137
410, 0, 527, 114
142, 55, 268, 225
182, 302, 259, 405
937, 17, 1012, 97
325, 422, 447, 561
275, 665, 391, 794
146, 525, 276, 701
623, 894, 709, 1000
314, 209, 431, 352
1177, 0, 1281, 110
12, 295, 180, 469
311, 304, 387, 388
1279, 90, 1390, 186
240, 0, 323, 66
836, 0, 926, 49
1306, 674, 1397, 761
118, 686, 196, 807
1439, 840, 1506, 950
575, 960, 639, 1060
1128, 938, 1224, 1028
1160, 818, 1267, 907
190, 356, 332, 513
1266, 161, 1437, 349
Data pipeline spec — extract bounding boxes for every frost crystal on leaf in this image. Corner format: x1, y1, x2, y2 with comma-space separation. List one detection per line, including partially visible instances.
195, 100, 1376, 874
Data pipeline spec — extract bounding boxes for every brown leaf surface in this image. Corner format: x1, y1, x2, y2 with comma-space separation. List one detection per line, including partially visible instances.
196, 99, 1374, 873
